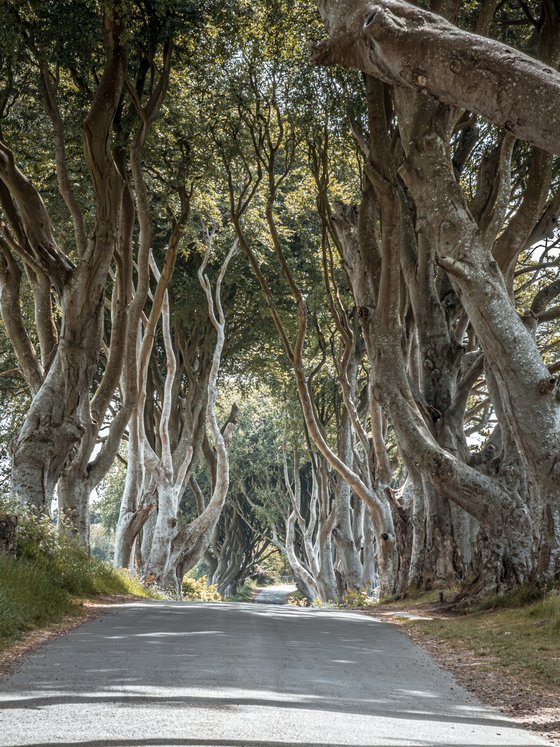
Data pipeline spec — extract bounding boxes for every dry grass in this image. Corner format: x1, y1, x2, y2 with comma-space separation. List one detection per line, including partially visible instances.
367, 586, 560, 743
411, 591, 560, 687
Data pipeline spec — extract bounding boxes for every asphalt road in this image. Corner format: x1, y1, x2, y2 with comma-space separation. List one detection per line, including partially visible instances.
0, 600, 548, 747
254, 585, 297, 604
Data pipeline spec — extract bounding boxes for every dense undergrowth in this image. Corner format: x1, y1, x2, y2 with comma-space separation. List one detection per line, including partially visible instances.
0, 504, 157, 649
180, 576, 259, 602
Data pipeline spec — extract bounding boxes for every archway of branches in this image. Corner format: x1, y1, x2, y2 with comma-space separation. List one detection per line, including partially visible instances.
2, 0, 560, 603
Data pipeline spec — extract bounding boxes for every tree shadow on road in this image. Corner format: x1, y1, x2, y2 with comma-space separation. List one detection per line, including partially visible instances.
0, 602, 545, 746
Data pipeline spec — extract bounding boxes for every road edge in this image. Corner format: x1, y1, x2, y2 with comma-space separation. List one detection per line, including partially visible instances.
0, 596, 140, 680
392, 617, 559, 745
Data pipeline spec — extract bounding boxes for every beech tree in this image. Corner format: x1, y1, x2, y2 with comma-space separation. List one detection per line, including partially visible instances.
0, 1, 127, 516
3, 0, 560, 603
313, 0, 560, 593
211, 36, 404, 597
0, 0, 218, 544
112, 229, 239, 590
0, 0, 181, 538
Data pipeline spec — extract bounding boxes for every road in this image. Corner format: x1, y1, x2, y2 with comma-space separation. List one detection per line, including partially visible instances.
254, 584, 297, 604
0, 600, 548, 747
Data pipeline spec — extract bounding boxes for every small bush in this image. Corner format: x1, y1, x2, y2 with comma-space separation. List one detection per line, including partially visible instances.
182, 575, 222, 601
231, 579, 257, 602
341, 588, 374, 609
288, 590, 308, 607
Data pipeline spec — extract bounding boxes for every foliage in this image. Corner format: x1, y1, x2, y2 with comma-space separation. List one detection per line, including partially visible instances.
288, 590, 308, 607
186, 559, 210, 580
89, 523, 115, 563
1, 0, 560, 606
95, 458, 127, 534
231, 579, 257, 602
251, 550, 289, 585
181, 574, 222, 602
341, 588, 375, 609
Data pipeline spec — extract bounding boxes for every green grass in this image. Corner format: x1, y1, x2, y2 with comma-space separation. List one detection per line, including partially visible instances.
378, 586, 459, 606
0, 551, 155, 649
477, 582, 547, 610
0, 553, 74, 642
410, 590, 560, 687
0, 503, 159, 650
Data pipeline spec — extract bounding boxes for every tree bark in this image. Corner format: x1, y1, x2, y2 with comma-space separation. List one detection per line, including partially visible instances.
314, 0, 560, 155
5, 7, 126, 512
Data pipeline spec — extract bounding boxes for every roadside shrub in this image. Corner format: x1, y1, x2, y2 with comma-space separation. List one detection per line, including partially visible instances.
288, 590, 308, 607
341, 588, 374, 609
231, 579, 257, 602
182, 575, 222, 601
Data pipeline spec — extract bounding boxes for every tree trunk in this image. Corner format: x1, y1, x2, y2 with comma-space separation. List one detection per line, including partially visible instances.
57, 474, 91, 545
362, 509, 378, 591
332, 412, 363, 591
146, 484, 181, 582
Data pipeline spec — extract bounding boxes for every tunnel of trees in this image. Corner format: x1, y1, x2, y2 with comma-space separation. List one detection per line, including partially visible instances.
1, 0, 560, 603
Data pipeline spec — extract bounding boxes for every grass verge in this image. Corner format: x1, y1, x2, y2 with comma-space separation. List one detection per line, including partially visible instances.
408, 589, 560, 688
0, 504, 159, 652
0, 553, 157, 651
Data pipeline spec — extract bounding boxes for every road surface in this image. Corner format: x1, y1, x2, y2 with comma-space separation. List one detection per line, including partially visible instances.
0, 600, 548, 746
254, 584, 297, 604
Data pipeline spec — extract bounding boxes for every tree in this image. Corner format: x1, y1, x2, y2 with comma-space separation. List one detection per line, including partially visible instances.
314, 0, 560, 593
0, 1, 179, 542
0, 0, 210, 542
3, 0, 560, 604
113, 224, 239, 595
313, 0, 560, 154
